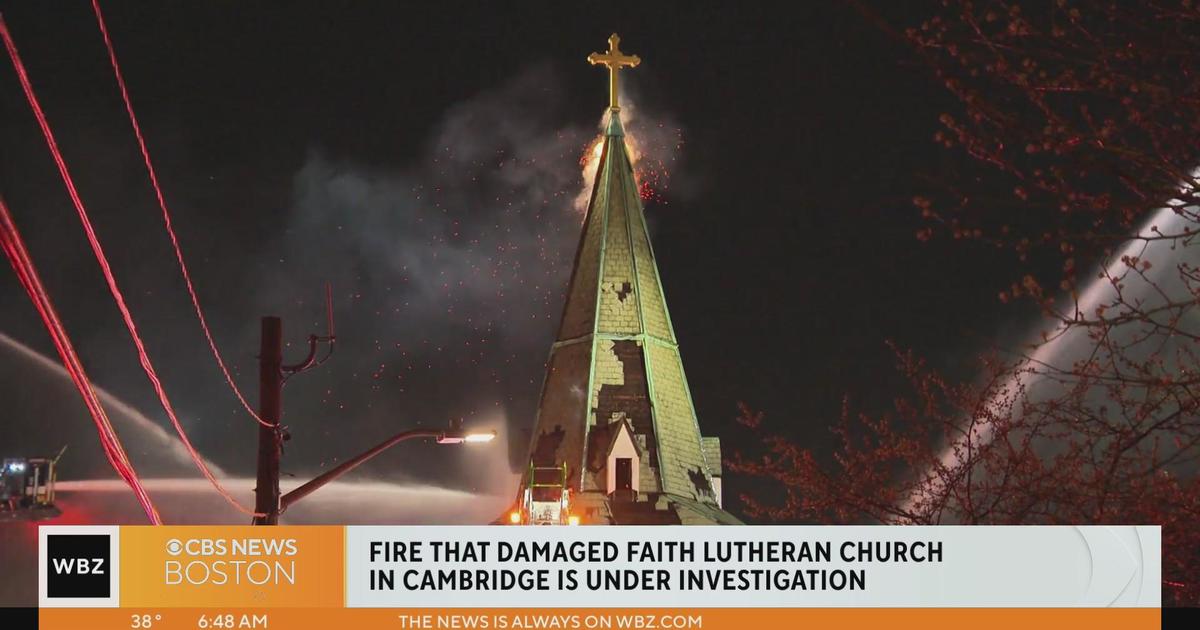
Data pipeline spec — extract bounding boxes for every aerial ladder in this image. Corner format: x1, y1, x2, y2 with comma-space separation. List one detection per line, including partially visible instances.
508, 461, 578, 525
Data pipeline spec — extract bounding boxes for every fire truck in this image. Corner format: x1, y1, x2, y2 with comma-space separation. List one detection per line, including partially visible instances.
0, 446, 65, 522
509, 461, 578, 525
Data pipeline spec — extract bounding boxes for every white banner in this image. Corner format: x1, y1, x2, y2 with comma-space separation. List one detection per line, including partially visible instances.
344, 525, 1160, 608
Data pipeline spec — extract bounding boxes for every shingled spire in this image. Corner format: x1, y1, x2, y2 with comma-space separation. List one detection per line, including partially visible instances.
515, 35, 739, 525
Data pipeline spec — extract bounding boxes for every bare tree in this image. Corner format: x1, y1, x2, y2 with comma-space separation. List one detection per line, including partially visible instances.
734, 1, 1200, 605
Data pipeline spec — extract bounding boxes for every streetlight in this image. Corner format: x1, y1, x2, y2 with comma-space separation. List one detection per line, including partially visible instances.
437, 430, 497, 445
277, 425, 497, 513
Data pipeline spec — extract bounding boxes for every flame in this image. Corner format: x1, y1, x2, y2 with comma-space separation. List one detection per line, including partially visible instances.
624, 133, 644, 166
573, 107, 679, 215
625, 125, 676, 205
574, 135, 606, 213
588, 136, 605, 163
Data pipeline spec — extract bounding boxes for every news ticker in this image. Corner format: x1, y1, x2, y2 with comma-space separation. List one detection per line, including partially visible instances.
37, 524, 1161, 629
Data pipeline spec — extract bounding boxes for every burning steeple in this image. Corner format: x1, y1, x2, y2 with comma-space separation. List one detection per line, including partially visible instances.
510, 35, 739, 525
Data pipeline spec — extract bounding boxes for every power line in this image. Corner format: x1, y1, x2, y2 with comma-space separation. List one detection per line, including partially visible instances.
0, 197, 162, 524
0, 12, 264, 518
91, 0, 272, 428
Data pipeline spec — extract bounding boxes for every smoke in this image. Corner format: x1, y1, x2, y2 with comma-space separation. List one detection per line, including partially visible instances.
616, 96, 689, 207
246, 65, 688, 490
0, 51, 700, 604
575, 97, 688, 213
0, 61, 698, 602
250, 66, 585, 487
45, 477, 510, 525
0, 62, 688, 510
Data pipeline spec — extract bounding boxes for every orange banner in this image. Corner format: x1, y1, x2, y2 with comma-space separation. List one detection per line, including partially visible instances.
41, 607, 1160, 630
119, 526, 344, 608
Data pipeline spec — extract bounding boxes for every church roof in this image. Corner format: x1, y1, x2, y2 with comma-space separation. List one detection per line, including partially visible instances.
525, 108, 722, 505
515, 35, 738, 526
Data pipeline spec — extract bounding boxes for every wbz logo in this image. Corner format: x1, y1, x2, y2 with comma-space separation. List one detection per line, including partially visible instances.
51, 551, 106, 576
40, 526, 120, 607
47, 534, 110, 597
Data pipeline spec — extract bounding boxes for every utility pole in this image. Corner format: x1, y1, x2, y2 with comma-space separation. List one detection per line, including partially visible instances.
251, 287, 336, 526
247, 286, 494, 524
253, 316, 283, 525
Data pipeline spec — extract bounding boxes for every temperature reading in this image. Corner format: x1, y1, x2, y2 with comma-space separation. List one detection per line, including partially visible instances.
131, 614, 163, 628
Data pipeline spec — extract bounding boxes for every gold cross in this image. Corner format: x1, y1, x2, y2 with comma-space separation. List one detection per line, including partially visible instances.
588, 33, 640, 110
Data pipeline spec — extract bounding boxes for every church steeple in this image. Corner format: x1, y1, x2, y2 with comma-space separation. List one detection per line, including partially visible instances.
513, 35, 739, 525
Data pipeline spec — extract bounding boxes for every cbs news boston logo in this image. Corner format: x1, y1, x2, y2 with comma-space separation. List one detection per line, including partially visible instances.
39, 526, 343, 610
160, 534, 299, 586
39, 526, 121, 608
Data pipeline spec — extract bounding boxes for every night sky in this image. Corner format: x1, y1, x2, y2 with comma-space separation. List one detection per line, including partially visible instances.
0, 2, 1025, 517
